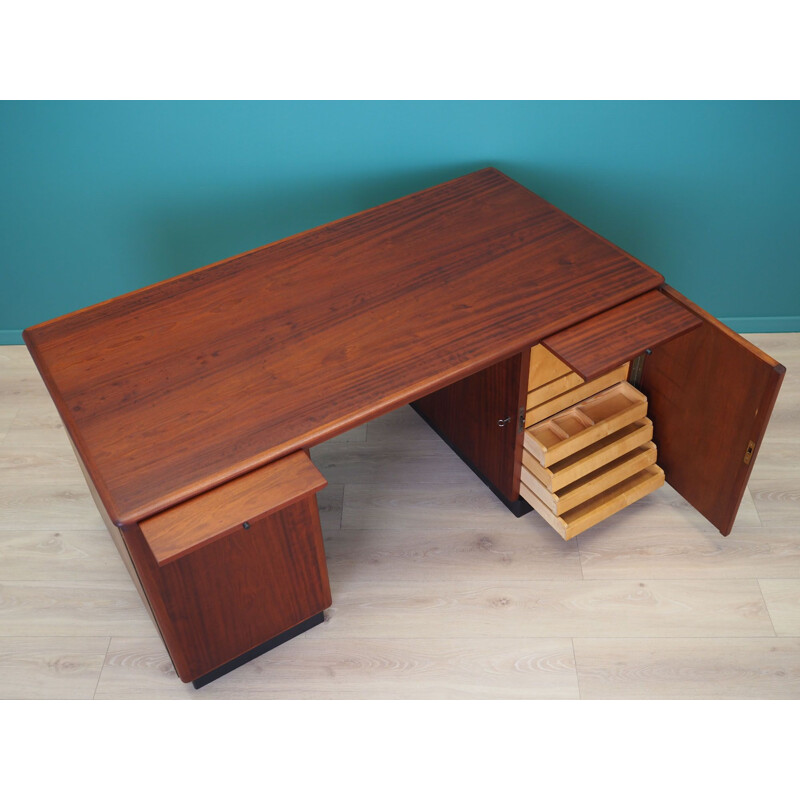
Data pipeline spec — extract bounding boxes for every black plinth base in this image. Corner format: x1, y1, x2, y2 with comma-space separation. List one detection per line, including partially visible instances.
502, 494, 533, 518
192, 611, 325, 689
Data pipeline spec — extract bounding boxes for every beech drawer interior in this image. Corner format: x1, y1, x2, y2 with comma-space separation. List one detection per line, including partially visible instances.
520, 344, 664, 540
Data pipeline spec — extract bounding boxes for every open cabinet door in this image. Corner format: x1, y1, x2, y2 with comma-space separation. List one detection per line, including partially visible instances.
640, 286, 785, 535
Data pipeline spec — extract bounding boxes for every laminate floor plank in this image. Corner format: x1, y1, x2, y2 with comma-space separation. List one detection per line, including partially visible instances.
366, 404, 443, 443
311, 438, 476, 486
316, 483, 344, 534
758, 579, 800, 636
1, 401, 72, 449
342, 480, 761, 534
302, 579, 773, 639
0, 529, 128, 582
0, 482, 103, 530
341, 480, 528, 532
0, 446, 86, 484
748, 478, 800, 528
324, 525, 581, 582
578, 525, 800, 580
0, 408, 16, 444
0, 371, 53, 404
0, 345, 33, 365
573, 637, 800, 699
0, 581, 154, 637
94, 635, 579, 699
589, 482, 763, 532
0, 636, 109, 699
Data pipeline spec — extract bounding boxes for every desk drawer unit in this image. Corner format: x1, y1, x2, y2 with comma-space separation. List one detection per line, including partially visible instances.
122, 452, 330, 686
519, 345, 664, 539
512, 286, 785, 539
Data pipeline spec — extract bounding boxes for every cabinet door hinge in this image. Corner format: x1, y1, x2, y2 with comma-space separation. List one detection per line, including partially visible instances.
518, 407, 525, 434
629, 350, 650, 389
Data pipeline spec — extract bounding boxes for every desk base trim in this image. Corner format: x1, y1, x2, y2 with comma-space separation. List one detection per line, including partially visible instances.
191, 611, 325, 689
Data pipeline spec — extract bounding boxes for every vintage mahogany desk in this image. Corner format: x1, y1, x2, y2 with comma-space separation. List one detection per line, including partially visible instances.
24, 168, 785, 687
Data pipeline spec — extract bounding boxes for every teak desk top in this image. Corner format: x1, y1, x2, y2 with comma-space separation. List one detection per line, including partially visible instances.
24, 168, 664, 526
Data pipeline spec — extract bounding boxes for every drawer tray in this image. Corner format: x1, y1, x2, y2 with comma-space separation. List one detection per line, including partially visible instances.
527, 370, 584, 409
521, 442, 657, 516
520, 464, 665, 540
526, 362, 629, 426
522, 418, 653, 491
524, 381, 647, 467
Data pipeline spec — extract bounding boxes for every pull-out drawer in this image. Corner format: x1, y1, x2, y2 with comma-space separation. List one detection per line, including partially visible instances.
520, 346, 664, 540
524, 381, 648, 467
521, 465, 665, 540
522, 418, 654, 492
522, 441, 658, 516
526, 352, 628, 426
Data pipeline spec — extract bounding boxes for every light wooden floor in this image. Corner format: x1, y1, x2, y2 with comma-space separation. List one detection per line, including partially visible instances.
1, 334, 798, 699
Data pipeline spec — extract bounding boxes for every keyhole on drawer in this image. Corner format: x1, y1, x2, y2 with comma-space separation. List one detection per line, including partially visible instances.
242, 521, 251, 529
497, 417, 511, 427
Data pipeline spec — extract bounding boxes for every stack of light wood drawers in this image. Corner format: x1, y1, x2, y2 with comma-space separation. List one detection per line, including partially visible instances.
519, 345, 665, 540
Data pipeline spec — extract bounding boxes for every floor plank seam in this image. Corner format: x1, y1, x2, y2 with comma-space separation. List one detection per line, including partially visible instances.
92, 637, 113, 700
749, 487, 767, 528
570, 638, 583, 700
755, 578, 780, 637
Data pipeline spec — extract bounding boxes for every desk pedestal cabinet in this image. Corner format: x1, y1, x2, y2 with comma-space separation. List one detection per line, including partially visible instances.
24, 169, 785, 686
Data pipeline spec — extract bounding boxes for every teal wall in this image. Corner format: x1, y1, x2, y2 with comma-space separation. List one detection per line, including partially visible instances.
2, 101, 799, 343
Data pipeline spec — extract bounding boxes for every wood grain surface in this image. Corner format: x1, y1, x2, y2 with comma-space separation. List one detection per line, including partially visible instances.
525, 380, 646, 466
24, 168, 663, 525
758, 579, 800, 635
521, 442, 658, 515
139, 450, 326, 565
525, 363, 629, 424
521, 465, 665, 540
121, 495, 332, 682
572, 637, 800, 699
521, 418, 654, 491
641, 286, 785, 535
527, 344, 573, 390
411, 351, 528, 505
94, 636, 581, 700
542, 289, 701, 380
